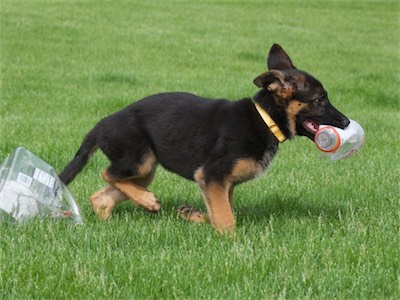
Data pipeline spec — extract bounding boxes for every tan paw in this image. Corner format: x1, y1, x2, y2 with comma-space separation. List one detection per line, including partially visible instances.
134, 192, 161, 212
90, 195, 114, 219
177, 204, 207, 223
90, 186, 126, 219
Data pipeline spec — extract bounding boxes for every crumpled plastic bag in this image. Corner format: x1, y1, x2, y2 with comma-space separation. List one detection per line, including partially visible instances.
0, 147, 83, 224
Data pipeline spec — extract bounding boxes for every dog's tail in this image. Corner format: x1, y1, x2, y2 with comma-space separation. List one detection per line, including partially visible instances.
59, 130, 98, 185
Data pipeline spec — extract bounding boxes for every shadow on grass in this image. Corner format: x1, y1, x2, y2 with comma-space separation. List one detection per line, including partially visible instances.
235, 195, 347, 224
110, 195, 347, 225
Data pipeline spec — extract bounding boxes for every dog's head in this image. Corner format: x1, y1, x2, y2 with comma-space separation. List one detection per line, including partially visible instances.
253, 44, 350, 140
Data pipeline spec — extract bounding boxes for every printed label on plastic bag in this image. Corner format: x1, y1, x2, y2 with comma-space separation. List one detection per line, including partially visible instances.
17, 173, 32, 187
33, 168, 55, 189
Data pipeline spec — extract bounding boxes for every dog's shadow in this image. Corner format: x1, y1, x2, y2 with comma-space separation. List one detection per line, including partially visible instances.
235, 195, 347, 223
112, 194, 347, 225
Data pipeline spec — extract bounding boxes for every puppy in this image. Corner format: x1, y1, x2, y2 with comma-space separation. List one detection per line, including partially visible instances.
59, 44, 349, 234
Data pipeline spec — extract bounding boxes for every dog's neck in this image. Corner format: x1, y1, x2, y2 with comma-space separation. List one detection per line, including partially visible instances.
252, 91, 290, 142
253, 101, 287, 142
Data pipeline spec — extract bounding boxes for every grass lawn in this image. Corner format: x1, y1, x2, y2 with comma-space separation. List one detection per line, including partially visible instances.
1, 0, 399, 299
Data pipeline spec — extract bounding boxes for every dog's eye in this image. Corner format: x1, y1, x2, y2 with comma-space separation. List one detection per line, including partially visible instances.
314, 94, 325, 103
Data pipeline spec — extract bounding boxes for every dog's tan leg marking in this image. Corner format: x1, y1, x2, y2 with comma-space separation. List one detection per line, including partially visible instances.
194, 168, 235, 235
100, 151, 160, 212
136, 151, 157, 180
182, 159, 263, 234
102, 170, 161, 212
90, 166, 157, 219
90, 168, 157, 219
90, 186, 126, 219
204, 183, 235, 234
131, 166, 157, 189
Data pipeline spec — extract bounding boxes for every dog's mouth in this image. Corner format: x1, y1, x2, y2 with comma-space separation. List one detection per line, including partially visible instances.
303, 120, 319, 135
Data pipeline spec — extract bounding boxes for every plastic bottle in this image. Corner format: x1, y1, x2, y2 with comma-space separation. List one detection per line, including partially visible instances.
314, 119, 365, 161
0, 147, 83, 224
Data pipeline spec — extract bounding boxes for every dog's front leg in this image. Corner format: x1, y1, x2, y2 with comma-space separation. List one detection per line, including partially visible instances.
194, 169, 235, 235
203, 184, 235, 234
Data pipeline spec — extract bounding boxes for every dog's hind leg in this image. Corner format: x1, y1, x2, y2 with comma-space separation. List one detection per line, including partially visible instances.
90, 186, 127, 219
90, 166, 158, 219
103, 173, 161, 213
101, 150, 161, 213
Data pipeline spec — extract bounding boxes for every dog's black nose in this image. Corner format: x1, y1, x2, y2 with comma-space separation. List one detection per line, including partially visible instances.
333, 116, 350, 129
342, 117, 350, 128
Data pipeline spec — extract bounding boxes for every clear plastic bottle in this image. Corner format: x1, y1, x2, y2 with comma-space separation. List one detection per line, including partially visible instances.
0, 147, 83, 224
314, 119, 365, 161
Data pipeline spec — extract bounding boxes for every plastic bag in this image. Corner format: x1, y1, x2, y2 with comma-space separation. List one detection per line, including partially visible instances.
0, 147, 83, 224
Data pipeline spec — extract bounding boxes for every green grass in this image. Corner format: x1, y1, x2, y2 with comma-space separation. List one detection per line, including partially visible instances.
1, 0, 399, 299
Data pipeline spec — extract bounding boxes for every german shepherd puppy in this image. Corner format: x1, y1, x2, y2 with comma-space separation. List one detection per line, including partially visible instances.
59, 44, 349, 234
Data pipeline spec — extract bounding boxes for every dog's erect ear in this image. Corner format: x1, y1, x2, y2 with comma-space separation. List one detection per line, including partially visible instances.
267, 44, 296, 70
253, 69, 295, 100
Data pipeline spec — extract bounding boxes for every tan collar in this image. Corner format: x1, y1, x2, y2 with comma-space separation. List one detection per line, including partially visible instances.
253, 101, 287, 143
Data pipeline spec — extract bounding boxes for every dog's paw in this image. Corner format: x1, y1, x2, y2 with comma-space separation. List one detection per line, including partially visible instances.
146, 198, 161, 213
177, 204, 207, 223
137, 192, 161, 213
90, 194, 114, 220
90, 186, 127, 219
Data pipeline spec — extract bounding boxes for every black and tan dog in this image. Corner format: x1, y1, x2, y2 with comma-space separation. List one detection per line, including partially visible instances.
59, 44, 349, 234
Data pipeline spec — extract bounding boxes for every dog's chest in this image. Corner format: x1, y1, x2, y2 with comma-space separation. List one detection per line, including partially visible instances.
230, 144, 278, 184
259, 144, 278, 170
